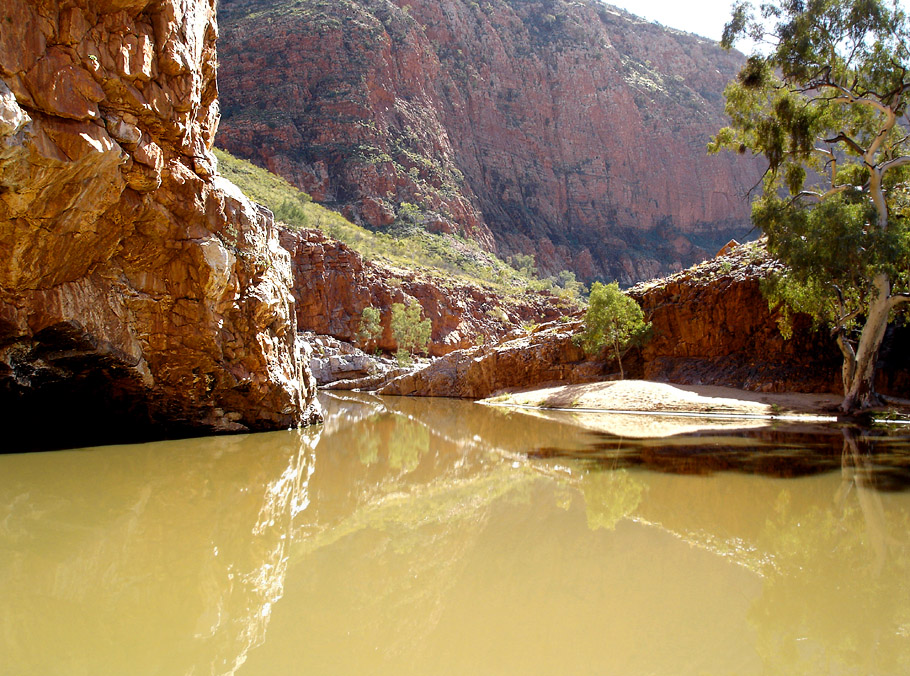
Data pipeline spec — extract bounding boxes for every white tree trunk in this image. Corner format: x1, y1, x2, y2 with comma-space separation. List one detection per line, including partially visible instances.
840, 273, 891, 412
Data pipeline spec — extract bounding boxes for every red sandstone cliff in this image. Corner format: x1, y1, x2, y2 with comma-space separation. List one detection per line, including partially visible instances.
0, 0, 319, 448
379, 243, 909, 399
217, 0, 763, 284
280, 226, 576, 356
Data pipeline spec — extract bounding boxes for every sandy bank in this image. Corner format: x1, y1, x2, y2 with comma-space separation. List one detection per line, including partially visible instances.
482, 380, 844, 419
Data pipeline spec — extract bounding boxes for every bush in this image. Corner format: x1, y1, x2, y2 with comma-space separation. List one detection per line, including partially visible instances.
357, 306, 382, 351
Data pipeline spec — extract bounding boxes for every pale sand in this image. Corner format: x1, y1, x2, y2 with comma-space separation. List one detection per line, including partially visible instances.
482, 380, 843, 418
479, 380, 848, 438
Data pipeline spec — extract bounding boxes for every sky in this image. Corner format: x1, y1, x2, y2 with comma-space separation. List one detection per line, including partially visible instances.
604, 0, 910, 49
605, 0, 740, 43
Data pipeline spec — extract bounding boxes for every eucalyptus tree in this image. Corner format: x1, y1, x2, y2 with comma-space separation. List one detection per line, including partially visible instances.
712, 0, 910, 412
577, 282, 650, 379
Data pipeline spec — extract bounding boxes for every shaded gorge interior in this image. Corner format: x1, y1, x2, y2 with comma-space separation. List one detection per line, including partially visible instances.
2, 393, 910, 675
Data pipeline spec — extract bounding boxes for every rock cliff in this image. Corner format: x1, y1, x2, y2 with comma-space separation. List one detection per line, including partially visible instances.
376, 242, 909, 399
217, 0, 762, 284
0, 0, 319, 449
280, 226, 576, 356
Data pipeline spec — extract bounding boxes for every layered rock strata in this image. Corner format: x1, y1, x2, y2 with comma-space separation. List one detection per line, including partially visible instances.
377, 320, 606, 398
217, 0, 763, 283
0, 0, 319, 449
281, 227, 577, 357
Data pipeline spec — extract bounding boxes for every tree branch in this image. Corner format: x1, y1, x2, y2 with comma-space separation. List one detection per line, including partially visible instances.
795, 185, 852, 202
823, 133, 865, 157
889, 293, 910, 310
880, 155, 910, 174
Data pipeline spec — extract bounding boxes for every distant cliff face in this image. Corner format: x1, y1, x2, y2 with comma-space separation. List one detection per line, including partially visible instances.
280, 227, 577, 356
217, 0, 762, 283
0, 0, 319, 448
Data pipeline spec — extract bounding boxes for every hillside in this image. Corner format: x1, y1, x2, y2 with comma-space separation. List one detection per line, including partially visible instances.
217, 0, 763, 284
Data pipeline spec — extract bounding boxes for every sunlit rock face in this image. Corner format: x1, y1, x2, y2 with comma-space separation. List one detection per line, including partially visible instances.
217, 0, 763, 284
281, 228, 576, 356
0, 0, 320, 447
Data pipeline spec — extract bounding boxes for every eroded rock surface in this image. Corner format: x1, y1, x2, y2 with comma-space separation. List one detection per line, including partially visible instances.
281, 227, 576, 357
0, 0, 319, 449
218, 0, 763, 284
377, 320, 605, 398
630, 245, 844, 393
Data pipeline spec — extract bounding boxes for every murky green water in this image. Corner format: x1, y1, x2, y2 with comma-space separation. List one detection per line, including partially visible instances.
2, 393, 910, 675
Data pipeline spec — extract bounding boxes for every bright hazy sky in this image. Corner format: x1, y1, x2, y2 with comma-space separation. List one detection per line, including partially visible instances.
604, 0, 910, 47
605, 0, 740, 42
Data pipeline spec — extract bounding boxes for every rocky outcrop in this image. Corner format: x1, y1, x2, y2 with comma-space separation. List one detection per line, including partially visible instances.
375, 242, 909, 399
377, 319, 605, 398
0, 0, 319, 450
304, 331, 409, 387
217, 0, 763, 284
629, 244, 844, 393
280, 226, 577, 357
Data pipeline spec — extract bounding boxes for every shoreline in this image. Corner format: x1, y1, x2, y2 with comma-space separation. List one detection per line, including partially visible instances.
480, 379, 908, 422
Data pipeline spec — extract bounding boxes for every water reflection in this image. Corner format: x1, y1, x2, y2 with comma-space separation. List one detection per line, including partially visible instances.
0, 428, 320, 676
2, 394, 910, 675
529, 415, 910, 490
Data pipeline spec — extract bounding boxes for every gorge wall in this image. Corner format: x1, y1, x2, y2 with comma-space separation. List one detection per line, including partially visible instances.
281, 226, 577, 357
0, 0, 320, 449
379, 243, 910, 400
217, 0, 763, 284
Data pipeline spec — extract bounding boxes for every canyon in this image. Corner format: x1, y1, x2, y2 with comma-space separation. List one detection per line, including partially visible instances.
217, 0, 763, 284
2, 0, 903, 451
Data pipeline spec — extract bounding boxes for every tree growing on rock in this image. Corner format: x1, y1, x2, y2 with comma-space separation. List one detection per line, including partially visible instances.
391, 300, 432, 366
576, 282, 650, 379
712, 0, 910, 412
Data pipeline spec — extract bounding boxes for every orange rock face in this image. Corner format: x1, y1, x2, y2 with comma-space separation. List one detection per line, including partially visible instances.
377, 320, 604, 398
630, 249, 843, 393
280, 227, 576, 357
0, 0, 319, 448
375, 243, 909, 400
217, 0, 763, 284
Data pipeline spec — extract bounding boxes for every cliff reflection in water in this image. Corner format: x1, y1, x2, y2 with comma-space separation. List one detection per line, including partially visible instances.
242, 393, 910, 676
0, 428, 319, 676
2, 393, 909, 675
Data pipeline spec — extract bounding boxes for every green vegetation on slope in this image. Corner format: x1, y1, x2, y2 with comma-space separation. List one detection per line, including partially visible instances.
214, 147, 583, 299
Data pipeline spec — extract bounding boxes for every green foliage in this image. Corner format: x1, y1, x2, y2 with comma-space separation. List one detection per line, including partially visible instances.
576, 282, 650, 379
357, 306, 382, 351
508, 253, 537, 278
549, 269, 586, 301
390, 300, 432, 357
712, 0, 910, 408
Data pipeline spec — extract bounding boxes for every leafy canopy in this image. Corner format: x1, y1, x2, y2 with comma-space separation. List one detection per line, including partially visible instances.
711, 0, 910, 372
357, 306, 382, 350
576, 282, 650, 378
391, 300, 432, 364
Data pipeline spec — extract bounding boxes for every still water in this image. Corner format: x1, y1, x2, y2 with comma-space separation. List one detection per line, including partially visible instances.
2, 393, 910, 675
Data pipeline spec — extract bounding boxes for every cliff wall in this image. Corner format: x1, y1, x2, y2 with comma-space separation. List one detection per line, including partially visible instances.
281, 227, 576, 356
0, 0, 319, 449
379, 243, 910, 399
217, 0, 763, 284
